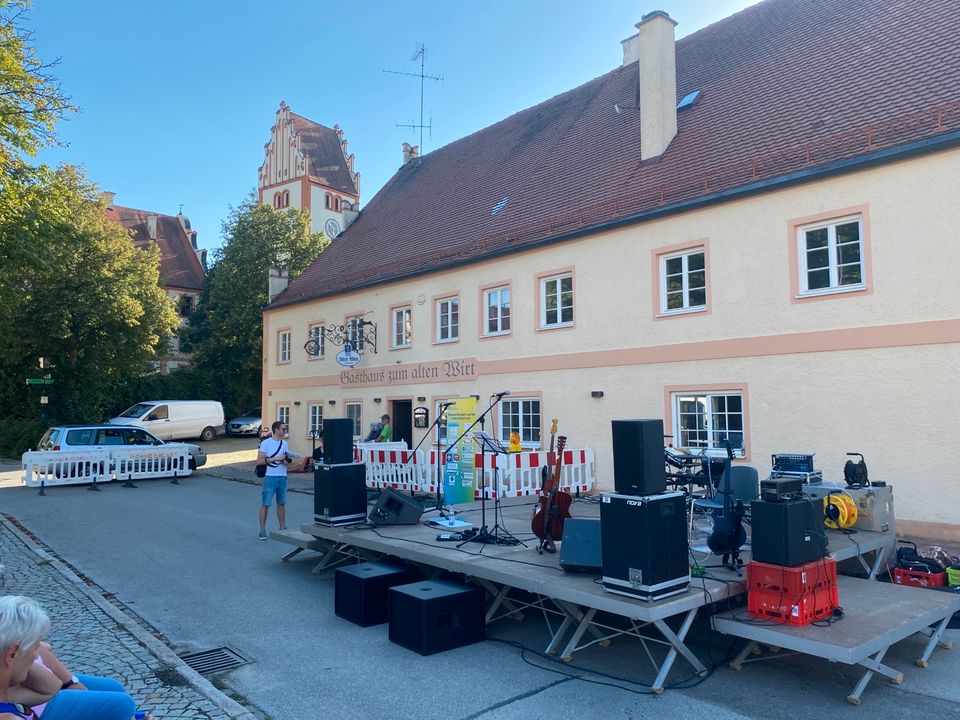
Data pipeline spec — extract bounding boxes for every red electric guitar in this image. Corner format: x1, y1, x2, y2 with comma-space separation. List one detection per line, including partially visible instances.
531, 434, 572, 554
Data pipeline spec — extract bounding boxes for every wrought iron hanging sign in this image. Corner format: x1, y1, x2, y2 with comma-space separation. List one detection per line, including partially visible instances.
304, 317, 377, 367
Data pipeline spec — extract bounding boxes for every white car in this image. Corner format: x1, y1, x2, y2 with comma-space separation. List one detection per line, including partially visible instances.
36, 425, 207, 469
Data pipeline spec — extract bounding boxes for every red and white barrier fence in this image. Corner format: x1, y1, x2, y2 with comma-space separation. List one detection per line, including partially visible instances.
360, 447, 595, 498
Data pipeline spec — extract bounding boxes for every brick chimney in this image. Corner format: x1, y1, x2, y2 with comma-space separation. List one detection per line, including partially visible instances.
622, 10, 678, 161
402, 142, 420, 164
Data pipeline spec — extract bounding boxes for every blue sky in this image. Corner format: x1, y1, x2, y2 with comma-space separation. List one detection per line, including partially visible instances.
30, 0, 758, 254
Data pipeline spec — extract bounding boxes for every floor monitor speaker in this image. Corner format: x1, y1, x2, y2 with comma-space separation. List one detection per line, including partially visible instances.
322, 418, 354, 465
559, 517, 602, 573
369, 487, 424, 526
611, 419, 666, 496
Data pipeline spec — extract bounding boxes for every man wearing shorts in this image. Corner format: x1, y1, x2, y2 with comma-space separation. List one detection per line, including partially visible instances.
257, 421, 292, 540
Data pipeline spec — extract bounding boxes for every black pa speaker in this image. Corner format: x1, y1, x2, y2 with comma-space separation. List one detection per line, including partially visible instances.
600, 492, 689, 601
322, 418, 354, 465
559, 517, 602, 573
368, 487, 424, 526
388, 579, 485, 655
750, 499, 828, 567
335, 561, 420, 627
314, 463, 367, 525
611, 419, 666, 496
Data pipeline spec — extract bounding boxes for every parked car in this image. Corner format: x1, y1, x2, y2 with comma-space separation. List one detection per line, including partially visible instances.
107, 400, 224, 441
226, 408, 262, 437
36, 425, 207, 469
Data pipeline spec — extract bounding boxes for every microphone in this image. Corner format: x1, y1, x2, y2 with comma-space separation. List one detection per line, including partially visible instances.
495, 390, 510, 398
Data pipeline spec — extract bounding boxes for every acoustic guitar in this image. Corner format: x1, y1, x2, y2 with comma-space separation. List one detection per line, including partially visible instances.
531, 435, 572, 554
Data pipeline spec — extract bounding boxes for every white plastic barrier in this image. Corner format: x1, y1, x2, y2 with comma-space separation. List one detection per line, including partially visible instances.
22, 450, 111, 488
111, 445, 191, 481
22, 445, 193, 488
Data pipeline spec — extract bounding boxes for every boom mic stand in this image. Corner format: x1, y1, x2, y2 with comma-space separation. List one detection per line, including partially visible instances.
405, 402, 456, 517
441, 393, 518, 548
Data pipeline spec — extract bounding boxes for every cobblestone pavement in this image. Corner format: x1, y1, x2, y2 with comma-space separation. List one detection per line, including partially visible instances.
0, 518, 256, 720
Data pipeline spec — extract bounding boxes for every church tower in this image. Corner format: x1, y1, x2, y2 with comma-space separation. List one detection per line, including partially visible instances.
257, 101, 361, 238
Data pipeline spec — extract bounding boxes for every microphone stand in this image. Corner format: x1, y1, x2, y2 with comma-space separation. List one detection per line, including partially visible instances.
442, 394, 517, 548
405, 403, 453, 513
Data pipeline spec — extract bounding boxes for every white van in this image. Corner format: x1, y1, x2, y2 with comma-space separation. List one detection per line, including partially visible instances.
108, 400, 225, 441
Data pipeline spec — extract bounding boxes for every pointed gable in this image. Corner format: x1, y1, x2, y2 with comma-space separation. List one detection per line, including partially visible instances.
258, 101, 359, 197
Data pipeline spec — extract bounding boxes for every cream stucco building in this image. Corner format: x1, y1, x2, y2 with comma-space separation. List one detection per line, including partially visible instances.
261, 0, 960, 538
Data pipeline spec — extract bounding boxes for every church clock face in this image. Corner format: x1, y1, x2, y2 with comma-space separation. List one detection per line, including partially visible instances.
325, 218, 341, 238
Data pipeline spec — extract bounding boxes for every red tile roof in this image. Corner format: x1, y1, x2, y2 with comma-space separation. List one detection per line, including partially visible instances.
288, 113, 359, 196
273, 0, 960, 308
106, 205, 205, 291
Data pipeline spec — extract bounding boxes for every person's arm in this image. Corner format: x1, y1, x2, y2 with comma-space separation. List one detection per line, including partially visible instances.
9, 661, 62, 704
37, 642, 86, 690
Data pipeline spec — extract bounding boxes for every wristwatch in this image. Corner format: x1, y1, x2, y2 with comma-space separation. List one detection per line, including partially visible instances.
62, 674, 79, 689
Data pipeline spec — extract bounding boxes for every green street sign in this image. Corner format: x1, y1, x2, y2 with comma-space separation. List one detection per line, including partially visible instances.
25, 378, 54, 385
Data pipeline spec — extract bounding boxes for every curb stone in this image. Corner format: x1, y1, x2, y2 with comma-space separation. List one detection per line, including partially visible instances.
0, 516, 259, 720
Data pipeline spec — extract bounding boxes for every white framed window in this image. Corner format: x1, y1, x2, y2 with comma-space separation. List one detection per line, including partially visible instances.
308, 324, 325, 358
436, 297, 459, 342
498, 398, 542, 448
798, 216, 864, 296
392, 306, 412, 348
276, 405, 290, 427
672, 392, 744, 456
660, 248, 706, 314
540, 274, 573, 328
483, 287, 510, 335
278, 330, 291, 363
345, 402, 362, 439
308, 404, 323, 438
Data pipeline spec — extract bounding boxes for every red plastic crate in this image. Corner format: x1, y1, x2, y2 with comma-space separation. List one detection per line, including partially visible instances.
748, 584, 839, 626
893, 567, 947, 589
747, 558, 837, 597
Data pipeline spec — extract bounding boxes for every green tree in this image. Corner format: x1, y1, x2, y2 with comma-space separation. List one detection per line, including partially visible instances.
0, 0, 76, 164
186, 198, 328, 415
0, 165, 180, 422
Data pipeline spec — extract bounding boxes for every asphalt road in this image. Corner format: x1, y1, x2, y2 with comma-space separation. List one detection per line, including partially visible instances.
1, 443, 958, 719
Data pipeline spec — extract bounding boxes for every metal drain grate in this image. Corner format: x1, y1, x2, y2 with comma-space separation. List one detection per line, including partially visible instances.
178, 646, 249, 675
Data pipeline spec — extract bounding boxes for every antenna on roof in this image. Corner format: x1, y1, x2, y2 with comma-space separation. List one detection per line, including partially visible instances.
384, 43, 443, 158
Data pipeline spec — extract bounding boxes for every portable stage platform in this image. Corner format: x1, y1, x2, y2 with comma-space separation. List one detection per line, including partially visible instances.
713, 576, 960, 704
272, 496, 943, 697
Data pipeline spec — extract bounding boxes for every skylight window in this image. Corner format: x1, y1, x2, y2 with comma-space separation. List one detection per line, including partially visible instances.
677, 90, 701, 111
491, 197, 509, 216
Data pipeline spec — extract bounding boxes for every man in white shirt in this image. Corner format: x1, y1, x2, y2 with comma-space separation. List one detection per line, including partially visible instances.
257, 421, 299, 540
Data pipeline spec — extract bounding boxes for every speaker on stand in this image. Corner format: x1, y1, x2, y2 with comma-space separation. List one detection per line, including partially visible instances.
611, 419, 666, 496
321, 418, 354, 465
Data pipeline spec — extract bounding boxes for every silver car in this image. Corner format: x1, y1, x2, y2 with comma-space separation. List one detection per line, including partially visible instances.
226, 408, 262, 437
36, 425, 207, 469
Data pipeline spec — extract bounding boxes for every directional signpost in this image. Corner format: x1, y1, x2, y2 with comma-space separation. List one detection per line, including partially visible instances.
27, 362, 54, 419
